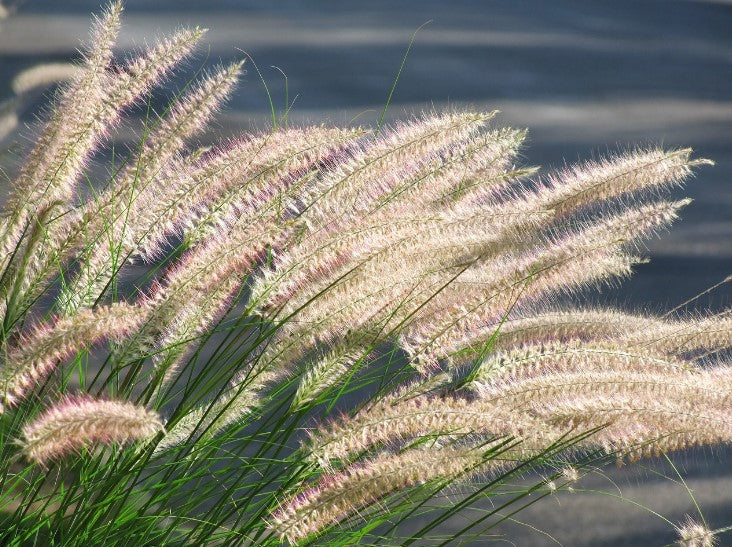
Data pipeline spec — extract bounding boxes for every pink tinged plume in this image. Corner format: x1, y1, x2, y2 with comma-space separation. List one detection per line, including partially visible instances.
155, 371, 263, 453
400, 200, 690, 367
173, 126, 361, 253
0, 303, 145, 411
269, 446, 486, 545
275, 364, 732, 544
250, 115, 529, 321
131, 132, 324, 373
18, 396, 163, 465
299, 111, 494, 234
0, 0, 123, 273
291, 344, 370, 411
442, 308, 731, 365
63, 61, 242, 313
2, 13, 204, 327
475, 364, 732, 461
304, 391, 544, 467
622, 312, 732, 356
439, 128, 534, 206
270, 200, 689, 368
128, 217, 282, 374
532, 147, 711, 218
254, 195, 549, 322
10, 0, 122, 205
137, 129, 360, 349
397, 127, 526, 211
468, 341, 693, 387
151, 274, 242, 392
3, 4, 202, 244
83, 60, 244, 247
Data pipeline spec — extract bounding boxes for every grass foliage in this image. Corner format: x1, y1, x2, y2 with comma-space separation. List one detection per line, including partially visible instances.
0, 3, 729, 545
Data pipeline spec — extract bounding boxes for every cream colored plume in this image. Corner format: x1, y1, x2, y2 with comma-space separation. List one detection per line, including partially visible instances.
1, 303, 145, 410
19, 397, 163, 465
270, 446, 486, 544
11, 63, 84, 95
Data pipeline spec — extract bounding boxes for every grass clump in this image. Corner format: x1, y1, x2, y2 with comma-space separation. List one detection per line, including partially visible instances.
0, 2, 729, 545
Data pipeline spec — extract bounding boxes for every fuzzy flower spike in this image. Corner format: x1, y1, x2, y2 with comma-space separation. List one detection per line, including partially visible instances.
19, 396, 164, 465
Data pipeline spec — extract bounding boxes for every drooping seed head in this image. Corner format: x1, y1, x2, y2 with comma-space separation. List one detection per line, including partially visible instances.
19, 396, 164, 465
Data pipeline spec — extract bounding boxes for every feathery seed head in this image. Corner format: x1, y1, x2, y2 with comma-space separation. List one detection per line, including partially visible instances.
0, 13, 721, 538
300, 111, 494, 230
86, 1, 123, 70
19, 396, 163, 465
535, 147, 705, 218
468, 341, 692, 388
433, 307, 732, 365
1, 303, 146, 410
154, 379, 261, 453
291, 344, 369, 411
675, 517, 717, 547
270, 446, 486, 544
304, 393, 542, 467
62, 59, 242, 311
11, 63, 84, 95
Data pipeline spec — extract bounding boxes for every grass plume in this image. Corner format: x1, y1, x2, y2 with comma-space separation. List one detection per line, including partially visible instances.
0, 4, 727, 546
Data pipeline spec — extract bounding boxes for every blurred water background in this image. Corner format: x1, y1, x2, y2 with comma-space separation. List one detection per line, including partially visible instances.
1, 1, 731, 544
